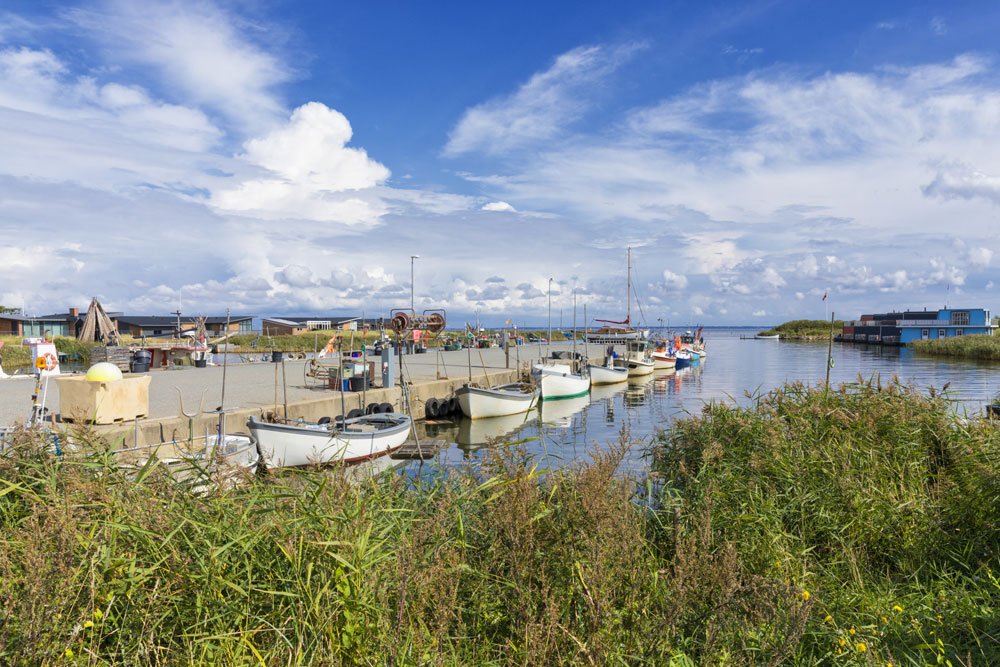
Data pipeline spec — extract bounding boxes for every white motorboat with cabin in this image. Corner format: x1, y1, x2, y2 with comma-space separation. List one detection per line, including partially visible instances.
624, 340, 655, 376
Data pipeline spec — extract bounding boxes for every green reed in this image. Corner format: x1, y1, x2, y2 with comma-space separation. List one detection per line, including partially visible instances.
911, 333, 1000, 361
0, 377, 996, 665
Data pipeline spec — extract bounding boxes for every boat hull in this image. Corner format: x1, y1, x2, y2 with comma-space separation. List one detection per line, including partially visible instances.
456, 383, 539, 419
248, 414, 411, 468
627, 359, 655, 376
532, 364, 591, 400
650, 352, 676, 369
588, 363, 628, 385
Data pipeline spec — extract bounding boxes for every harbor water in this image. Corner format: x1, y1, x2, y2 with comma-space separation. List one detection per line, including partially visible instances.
408, 328, 1000, 476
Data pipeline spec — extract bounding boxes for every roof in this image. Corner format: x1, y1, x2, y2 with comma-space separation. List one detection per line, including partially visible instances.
116, 315, 253, 326
262, 316, 360, 325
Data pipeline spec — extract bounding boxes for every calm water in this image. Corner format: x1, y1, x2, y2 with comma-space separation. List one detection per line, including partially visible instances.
404, 328, 1000, 475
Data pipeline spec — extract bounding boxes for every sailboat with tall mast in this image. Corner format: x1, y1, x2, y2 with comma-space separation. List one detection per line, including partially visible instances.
586, 247, 650, 344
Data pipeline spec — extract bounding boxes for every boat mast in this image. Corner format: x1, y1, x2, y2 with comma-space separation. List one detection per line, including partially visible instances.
626, 246, 631, 325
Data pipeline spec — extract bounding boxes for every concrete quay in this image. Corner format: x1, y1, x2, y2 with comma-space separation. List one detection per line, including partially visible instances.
0, 342, 601, 447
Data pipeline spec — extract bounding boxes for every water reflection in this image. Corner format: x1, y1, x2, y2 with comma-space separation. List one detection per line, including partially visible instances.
624, 374, 653, 406
540, 394, 590, 427
652, 369, 675, 395
457, 411, 536, 447
589, 382, 627, 424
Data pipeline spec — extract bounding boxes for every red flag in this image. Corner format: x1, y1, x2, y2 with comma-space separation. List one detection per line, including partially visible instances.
821, 291, 828, 301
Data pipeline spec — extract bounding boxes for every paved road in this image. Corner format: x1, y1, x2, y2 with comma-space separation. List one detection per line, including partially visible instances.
0, 342, 591, 427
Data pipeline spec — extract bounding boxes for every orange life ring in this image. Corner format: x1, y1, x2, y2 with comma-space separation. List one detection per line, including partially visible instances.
40, 352, 58, 371
317, 337, 337, 359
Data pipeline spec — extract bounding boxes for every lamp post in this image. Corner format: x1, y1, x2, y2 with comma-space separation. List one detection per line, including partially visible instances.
410, 255, 420, 311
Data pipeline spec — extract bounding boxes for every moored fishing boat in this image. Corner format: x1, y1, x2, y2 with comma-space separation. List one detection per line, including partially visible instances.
113, 433, 260, 489
588, 362, 629, 385
624, 340, 655, 377
248, 412, 411, 469
532, 363, 591, 400
650, 340, 677, 369
455, 382, 538, 419
587, 345, 628, 385
673, 348, 693, 369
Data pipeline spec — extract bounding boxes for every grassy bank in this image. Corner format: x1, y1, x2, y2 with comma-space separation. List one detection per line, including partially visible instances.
0, 379, 997, 664
911, 333, 1000, 361
758, 319, 843, 339
655, 378, 1000, 664
0, 336, 94, 370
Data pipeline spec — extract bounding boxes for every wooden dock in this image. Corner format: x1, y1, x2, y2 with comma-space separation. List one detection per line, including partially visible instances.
391, 438, 448, 460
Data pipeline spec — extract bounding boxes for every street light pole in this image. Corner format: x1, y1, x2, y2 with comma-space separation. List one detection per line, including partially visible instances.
410, 255, 420, 311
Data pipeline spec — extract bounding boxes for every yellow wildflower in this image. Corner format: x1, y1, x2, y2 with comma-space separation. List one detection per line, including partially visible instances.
892, 604, 903, 613
64, 648, 74, 659
881, 616, 888, 623
838, 637, 847, 647
801, 590, 810, 601
856, 642, 867, 653
824, 614, 833, 623
849, 627, 856, 635
93, 609, 103, 620
83, 621, 93, 629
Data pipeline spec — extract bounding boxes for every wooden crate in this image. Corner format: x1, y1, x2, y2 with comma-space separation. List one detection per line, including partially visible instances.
90, 346, 133, 371
56, 375, 150, 424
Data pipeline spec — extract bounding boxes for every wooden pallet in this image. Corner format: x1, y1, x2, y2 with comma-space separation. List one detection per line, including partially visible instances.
62, 413, 147, 424
391, 438, 448, 460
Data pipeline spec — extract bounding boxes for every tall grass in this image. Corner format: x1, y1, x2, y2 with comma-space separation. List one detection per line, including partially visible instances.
655, 377, 1000, 664
911, 333, 1000, 361
0, 379, 996, 664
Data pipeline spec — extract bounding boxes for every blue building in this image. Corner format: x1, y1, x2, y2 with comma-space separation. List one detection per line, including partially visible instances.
841, 307, 995, 345
899, 308, 995, 343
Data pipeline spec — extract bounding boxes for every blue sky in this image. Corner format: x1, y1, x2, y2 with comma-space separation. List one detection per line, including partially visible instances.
1, 1, 998, 326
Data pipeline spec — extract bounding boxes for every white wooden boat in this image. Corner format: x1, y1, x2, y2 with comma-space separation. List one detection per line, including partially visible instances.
247, 413, 411, 468
755, 333, 779, 339
650, 349, 677, 369
532, 363, 590, 400
112, 434, 260, 491
588, 361, 628, 385
455, 382, 538, 419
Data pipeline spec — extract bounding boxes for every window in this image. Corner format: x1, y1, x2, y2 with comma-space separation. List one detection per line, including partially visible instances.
951, 311, 970, 326
938, 329, 946, 337
921, 329, 929, 338
956, 329, 964, 336
306, 320, 332, 330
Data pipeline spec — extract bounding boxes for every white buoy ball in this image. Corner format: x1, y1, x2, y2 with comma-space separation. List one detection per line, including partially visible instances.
85, 362, 123, 382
